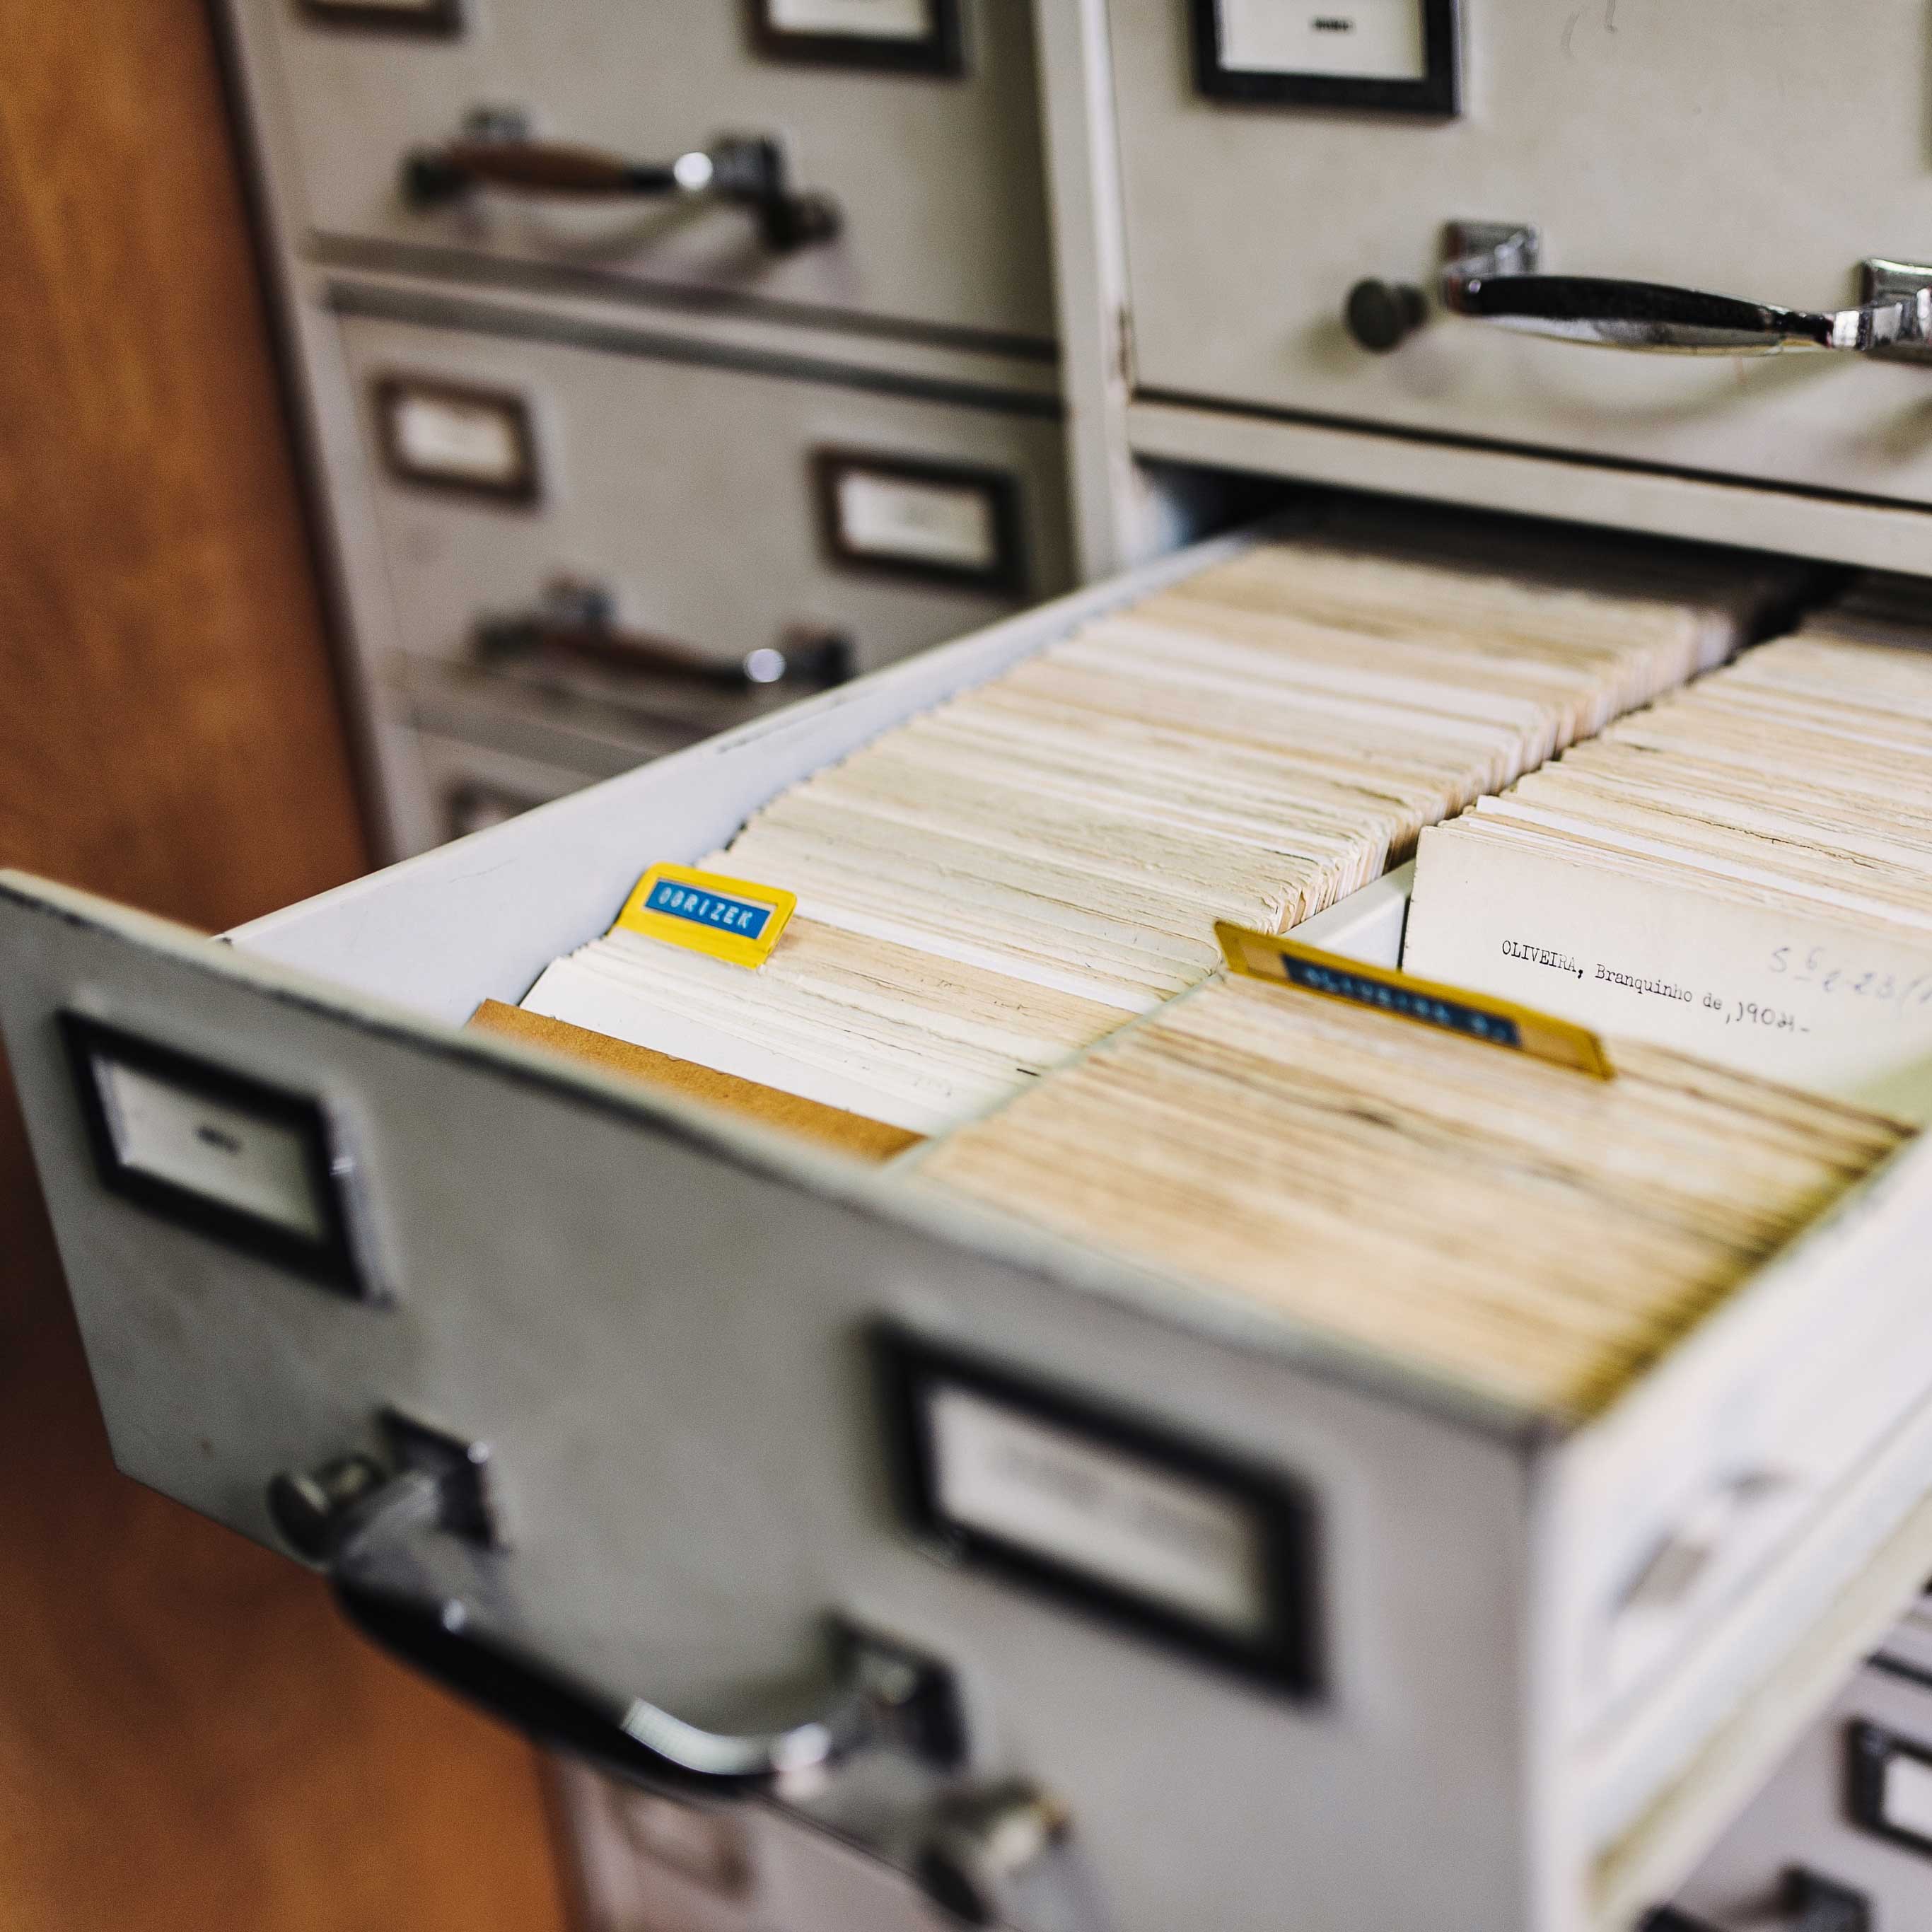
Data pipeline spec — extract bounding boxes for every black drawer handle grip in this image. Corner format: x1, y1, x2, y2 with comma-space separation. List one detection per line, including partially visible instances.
1644, 1867, 1870, 1932
275, 1455, 962, 1799
401, 130, 842, 254
337, 1562, 856, 1793
1438, 223, 1931, 359
473, 579, 852, 695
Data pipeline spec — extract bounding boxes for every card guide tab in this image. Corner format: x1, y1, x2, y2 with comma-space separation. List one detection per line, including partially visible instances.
1215, 923, 1614, 1078
613, 863, 796, 970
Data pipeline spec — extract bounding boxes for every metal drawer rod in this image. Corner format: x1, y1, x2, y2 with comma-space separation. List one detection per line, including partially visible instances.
1345, 224, 1932, 361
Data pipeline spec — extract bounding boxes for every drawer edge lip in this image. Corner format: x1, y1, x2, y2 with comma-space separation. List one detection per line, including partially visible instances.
0, 865, 1547, 1445
1127, 395, 1932, 577
1130, 385, 1932, 525
321, 277, 1067, 422
307, 232, 1064, 370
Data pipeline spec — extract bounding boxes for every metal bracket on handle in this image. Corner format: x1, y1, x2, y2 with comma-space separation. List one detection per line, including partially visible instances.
1441, 221, 1932, 362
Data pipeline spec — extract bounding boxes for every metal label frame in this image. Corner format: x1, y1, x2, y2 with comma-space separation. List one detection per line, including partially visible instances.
747, 0, 965, 77
811, 447, 1028, 596
873, 1327, 1322, 1695
1190, 0, 1461, 117
373, 373, 543, 507
60, 1012, 379, 1300
1850, 1718, 1932, 1861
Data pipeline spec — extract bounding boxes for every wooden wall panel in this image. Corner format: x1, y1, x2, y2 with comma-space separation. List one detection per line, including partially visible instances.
0, 6, 571, 1930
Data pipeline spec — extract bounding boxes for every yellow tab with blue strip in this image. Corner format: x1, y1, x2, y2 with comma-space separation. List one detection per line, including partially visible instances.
614, 863, 798, 970
1216, 921, 1614, 1079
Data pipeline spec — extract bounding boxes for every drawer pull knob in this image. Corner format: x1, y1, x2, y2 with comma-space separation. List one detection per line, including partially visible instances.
1344, 278, 1428, 354
272, 1446, 965, 1798
1442, 222, 1932, 362
473, 577, 852, 696
402, 124, 842, 255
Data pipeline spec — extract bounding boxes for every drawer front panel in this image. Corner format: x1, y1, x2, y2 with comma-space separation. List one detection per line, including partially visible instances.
1109, 0, 1932, 509
1668, 1641, 1932, 1930
248, 0, 1055, 347
0, 876, 1533, 1932
337, 309, 1073, 687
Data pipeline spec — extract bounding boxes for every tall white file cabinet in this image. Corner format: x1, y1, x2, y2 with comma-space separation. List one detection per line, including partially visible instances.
219, 0, 1073, 858
12, 4, 1932, 1930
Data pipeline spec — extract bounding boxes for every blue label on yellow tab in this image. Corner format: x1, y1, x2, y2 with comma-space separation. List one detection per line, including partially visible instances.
613, 863, 798, 969
1215, 921, 1613, 1078
641, 878, 774, 940
1279, 955, 1523, 1048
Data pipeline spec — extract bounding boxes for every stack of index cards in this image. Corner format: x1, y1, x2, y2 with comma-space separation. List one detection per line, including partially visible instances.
521, 524, 1796, 1136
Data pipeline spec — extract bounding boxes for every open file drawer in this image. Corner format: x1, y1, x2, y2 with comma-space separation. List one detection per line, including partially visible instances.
8, 536, 1932, 1932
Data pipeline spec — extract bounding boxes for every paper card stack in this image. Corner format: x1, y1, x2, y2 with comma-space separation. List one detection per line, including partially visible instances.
1403, 590, 1932, 1121
522, 525, 1796, 1135
912, 972, 1907, 1418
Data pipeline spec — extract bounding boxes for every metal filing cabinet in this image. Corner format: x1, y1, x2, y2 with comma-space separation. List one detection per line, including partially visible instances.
215, 0, 1071, 856
8, 542, 1932, 1932
16, 6, 1932, 1931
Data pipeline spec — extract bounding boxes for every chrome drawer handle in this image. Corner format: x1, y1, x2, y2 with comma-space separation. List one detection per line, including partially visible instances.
402, 120, 842, 255
272, 1448, 962, 1798
1438, 222, 1932, 359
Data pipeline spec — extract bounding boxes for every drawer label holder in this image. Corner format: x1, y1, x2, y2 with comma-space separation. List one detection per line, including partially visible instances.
614, 863, 798, 969
875, 1327, 1320, 1694
60, 1013, 384, 1300
1850, 1718, 1932, 1861
752, 0, 963, 75
1192, 0, 1461, 116
813, 448, 1027, 595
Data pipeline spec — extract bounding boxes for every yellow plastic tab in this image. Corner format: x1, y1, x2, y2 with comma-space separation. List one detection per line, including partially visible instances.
1215, 922, 1614, 1079
614, 863, 798, 970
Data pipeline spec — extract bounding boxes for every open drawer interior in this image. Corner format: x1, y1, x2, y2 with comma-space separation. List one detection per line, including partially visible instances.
11, 513, 1932, 1931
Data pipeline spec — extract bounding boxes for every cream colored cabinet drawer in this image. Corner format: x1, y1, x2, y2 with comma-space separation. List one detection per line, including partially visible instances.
8, 540, 1932, 1931
1107, 1, 1932, 514
234, 0, 1054, 350
1664, 1605, 1932, 1929
337, 301, 1073, 687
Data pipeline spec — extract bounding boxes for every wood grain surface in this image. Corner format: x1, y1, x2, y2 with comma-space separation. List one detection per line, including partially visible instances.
0, 6, 570, 1928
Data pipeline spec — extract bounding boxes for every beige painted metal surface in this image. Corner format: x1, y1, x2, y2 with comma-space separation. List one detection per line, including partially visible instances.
1108, 0, 1932, 513
336, 308, 1073, 690
248, 0, 1057, 348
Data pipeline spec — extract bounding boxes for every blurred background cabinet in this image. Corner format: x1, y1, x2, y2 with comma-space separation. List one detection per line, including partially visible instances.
220, 0, 1072, 858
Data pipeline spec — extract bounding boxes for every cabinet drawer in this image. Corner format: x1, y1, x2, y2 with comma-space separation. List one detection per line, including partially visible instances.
237, 0, 1055, 349
1665, 1615, 1932, 1930
10, 538, 1932, 1931
1107, 0, 1932, 514
338, 304, 1073, 687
